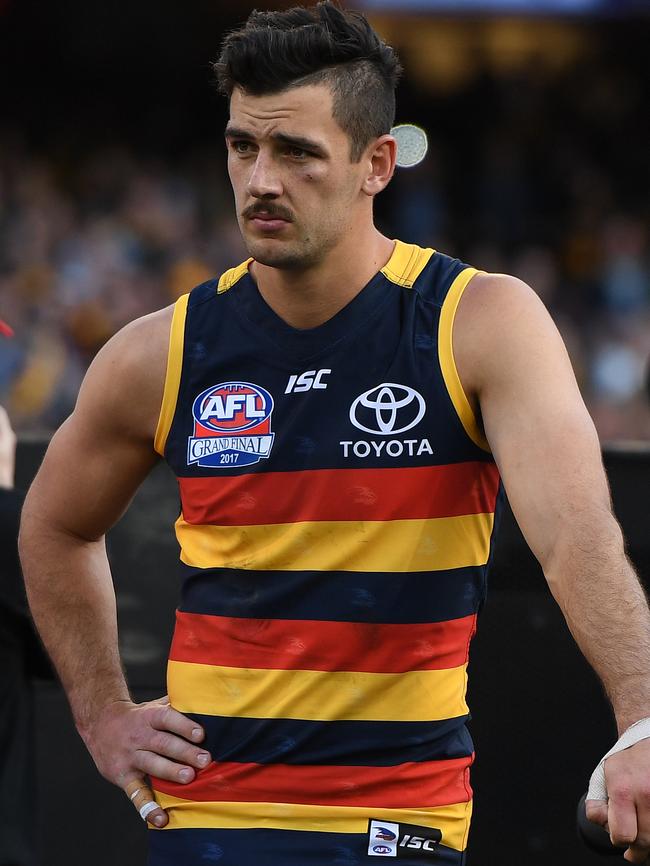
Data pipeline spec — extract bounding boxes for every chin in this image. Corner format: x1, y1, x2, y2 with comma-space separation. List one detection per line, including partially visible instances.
245, 237, 317, 271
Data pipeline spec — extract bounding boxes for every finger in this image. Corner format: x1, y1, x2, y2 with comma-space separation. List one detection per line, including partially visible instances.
146, 729, 211, 770
608, 788, 638, 850
623, 799, 650, 863
124, 776, 167, 828
585, 798, 609, 827
135, 750, 201, 784
623, 846, 650, 863
623, 843, 650, 864
149, 703, 205, 744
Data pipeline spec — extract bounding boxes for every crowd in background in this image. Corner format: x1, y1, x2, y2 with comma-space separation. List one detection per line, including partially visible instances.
1, 49, 649, 441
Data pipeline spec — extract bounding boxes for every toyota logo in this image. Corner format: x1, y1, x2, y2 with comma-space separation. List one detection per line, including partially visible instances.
349, 383, 426, 435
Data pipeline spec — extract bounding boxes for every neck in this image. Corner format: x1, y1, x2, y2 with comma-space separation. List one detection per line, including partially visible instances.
250, 228, 395, 330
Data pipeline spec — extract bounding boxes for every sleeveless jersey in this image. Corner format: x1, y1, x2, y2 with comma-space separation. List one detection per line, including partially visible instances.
149, 240, 503, 866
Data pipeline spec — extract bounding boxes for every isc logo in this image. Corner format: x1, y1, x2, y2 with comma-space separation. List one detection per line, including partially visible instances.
285, 369, 331, 394
368, 819, 440, 859
399, 835, 438, 851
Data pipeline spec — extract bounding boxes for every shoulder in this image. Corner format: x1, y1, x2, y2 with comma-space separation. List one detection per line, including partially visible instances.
75, 303, 176, 443
85, 304, 174, 399
459, 271, 547, 321
454, 271, 573, 397
108, 303, 174, 357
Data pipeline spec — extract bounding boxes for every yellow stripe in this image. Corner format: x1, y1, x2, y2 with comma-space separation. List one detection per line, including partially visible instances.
154, 294, 189, 457
438, 268, 491, 452
219, 244, 432, 294
167, 661, 468, 722
381, 239, 435, 288
151, 793, 472, 851
176, 512, 493, 572
217, 259, 253, 294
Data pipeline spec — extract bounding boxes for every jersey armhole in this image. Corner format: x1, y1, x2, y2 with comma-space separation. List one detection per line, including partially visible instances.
438, 268, 492, 453
154, 293, 189, 457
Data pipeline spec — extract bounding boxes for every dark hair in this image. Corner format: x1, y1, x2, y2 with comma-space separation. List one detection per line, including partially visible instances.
214, 1, 402, 162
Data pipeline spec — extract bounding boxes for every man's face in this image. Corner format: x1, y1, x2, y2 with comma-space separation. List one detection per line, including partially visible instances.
226, 83, 366, 270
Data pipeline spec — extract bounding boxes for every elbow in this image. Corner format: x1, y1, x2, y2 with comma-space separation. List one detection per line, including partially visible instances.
18, 491, 104, 578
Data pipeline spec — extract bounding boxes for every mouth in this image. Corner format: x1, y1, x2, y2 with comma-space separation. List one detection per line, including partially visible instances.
245, 207, 293, 234
249, 215, 290, 232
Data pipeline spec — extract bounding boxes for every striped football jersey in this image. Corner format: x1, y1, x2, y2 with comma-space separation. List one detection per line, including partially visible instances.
148, 240, 503, 865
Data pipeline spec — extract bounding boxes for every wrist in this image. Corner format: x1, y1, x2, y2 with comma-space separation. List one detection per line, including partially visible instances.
609, 677, 650, 734
613, 704, 650, 736
616, 713, 650, 737
73, 691, 132, 742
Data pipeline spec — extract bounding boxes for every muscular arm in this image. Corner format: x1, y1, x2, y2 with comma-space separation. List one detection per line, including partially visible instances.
455, 274, 650, 859
19, 307, 209, 826
20, 312, 165, 726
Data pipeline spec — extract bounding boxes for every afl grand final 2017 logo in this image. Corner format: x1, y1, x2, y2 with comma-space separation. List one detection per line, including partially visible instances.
187, 381, 275, 468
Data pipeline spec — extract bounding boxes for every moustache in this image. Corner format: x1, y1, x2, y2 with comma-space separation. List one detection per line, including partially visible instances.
243, 203, 294, 222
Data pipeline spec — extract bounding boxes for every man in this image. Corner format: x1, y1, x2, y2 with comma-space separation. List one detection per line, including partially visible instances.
18, 3, 650, 865
0, 404, 54, 866
0, 404, 35, 866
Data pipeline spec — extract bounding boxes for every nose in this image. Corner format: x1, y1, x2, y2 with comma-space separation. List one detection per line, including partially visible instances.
247, 151, 283, 199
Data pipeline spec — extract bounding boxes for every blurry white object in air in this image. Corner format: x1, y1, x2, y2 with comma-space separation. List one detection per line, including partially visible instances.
391, 123, 429, 168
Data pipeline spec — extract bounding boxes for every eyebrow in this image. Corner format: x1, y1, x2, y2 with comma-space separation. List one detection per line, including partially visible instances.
224, 126, 328, 157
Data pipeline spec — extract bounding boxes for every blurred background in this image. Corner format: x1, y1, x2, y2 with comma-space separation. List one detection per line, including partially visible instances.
1, 1, 649, 865
1, 0, 649, 439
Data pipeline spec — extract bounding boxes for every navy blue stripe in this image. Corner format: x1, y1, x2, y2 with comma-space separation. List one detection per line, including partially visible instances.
147, 828, 467, 866
178, 565, 486, 624
164, 252, 493, 477
230, 267, 400, 361
186, 277, 219, 308
414, 251, 467, 306
187, 714, 473, 767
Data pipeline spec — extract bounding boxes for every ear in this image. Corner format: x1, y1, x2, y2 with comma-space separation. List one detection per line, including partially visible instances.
361, 134, 397, 197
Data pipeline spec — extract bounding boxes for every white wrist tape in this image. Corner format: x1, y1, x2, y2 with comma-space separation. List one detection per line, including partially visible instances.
587, 717, 650, 801
139, 800, 160, 822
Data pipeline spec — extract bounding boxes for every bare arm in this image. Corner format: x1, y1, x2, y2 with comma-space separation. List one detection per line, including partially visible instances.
20, 332, 158, 729
19, 308, 209, 827
455, 273, 650, 860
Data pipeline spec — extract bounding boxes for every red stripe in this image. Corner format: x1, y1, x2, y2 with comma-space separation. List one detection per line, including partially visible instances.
179, 462, 499, 526
169, 611, 476, 673
152, 756, 473, 808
